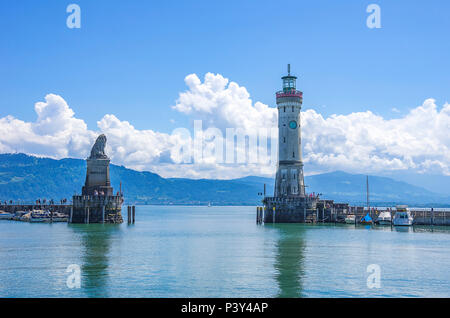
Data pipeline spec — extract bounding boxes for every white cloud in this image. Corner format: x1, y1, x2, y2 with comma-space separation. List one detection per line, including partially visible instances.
172, 73, 450, 177
0, 94, 93, 158
173, 73, 277, 133
302, 98, 450, 175
1, 74, 450, 179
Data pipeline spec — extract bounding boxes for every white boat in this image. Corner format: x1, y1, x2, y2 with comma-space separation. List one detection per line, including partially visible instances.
50, 212, 68, 222
29, 210, 50, 223
19, 212, 32, 222
376, 211, 392, 225
29, 210, 68, 223
393, 205, 414, 226
344, 214, 356, 224
12, 211, 27, 221
0, 212, 14, 220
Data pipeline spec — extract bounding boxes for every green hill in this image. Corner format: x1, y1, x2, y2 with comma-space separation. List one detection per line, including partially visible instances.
0, 154, 449, 206
0, 154, 268, 205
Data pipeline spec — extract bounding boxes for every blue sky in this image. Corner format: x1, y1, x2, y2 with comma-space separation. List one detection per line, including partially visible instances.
1, 0, 449, 133
1, 0, 450, 185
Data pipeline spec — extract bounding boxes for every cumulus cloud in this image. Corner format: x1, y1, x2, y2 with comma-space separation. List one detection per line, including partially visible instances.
301, 98, 450, 175
173, 73, 450, 177
173, 73, 277, 133
0, 94, 177, 173
0, 94, 93, 158
0, 74, 449, 179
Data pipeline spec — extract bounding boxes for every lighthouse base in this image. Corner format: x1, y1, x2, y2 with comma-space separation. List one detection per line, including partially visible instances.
263, 196, 319, 223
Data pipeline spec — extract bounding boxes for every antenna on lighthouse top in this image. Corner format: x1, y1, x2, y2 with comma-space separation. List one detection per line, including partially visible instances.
288, 64, 291, 76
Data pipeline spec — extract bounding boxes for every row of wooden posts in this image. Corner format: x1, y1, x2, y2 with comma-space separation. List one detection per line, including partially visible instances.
127, 206, 136, 224
256, 207, 263, 224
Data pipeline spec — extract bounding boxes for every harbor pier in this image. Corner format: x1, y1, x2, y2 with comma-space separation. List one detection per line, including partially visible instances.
258, 201, 450, 226
0, 203, 71, 215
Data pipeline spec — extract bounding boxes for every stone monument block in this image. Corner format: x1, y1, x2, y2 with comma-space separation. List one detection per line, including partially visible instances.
82, 158, 113, 196
71, 134, 123, 224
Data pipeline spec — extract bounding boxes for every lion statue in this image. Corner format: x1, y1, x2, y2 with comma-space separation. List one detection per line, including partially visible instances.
89, 134, 109, 159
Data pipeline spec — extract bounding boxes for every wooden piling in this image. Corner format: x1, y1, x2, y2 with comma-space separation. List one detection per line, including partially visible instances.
132, 206, 135, 224
258, 207, 260, 224
259, 207, 262, 224
257, 207, 263, 224
127, 206, 131, 224
272, 206, 276, 224
390, 208, 393, 228
263, 206, 266, 224
261, 207, 263, 224
431, 207, 434, 227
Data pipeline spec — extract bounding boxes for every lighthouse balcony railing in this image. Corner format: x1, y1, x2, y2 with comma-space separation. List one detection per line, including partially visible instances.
276, 90, 303, 99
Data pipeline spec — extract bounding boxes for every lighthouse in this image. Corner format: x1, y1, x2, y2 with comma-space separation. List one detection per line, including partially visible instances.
262, 65, 318, 223
274, 64, 306, 197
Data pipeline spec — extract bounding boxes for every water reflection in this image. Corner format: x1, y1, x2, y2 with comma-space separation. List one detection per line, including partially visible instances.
394, 226, 414, 233
271, 224, 306, 298
69, 224, 120, 297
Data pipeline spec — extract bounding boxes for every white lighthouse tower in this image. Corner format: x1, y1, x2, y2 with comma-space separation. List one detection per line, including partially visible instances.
274, 64, 306, 197
263, 66, 318, 223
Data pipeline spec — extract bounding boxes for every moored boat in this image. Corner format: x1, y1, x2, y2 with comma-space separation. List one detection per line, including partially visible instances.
344, 214, 356, 224
376, 211, 392, 225
361, 176, 373, 225
12, 211, 28, 221
30, 210, 50, 222
360, 213, 373, 225
19, 212, 32, 222
50, 212, 68, 222
0, 211, 14, 220
393, 205, 414, 226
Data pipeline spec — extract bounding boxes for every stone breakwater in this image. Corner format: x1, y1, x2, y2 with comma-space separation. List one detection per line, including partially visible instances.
261, 198, 450, 226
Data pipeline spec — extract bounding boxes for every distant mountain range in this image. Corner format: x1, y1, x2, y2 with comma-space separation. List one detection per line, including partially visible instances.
1, 153, 449, 207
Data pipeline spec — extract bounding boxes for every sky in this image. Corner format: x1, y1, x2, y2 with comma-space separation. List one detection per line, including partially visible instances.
0, 0, 449, 182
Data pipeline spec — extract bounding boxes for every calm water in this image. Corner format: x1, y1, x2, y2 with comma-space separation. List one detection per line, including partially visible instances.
0, 206, 449, 298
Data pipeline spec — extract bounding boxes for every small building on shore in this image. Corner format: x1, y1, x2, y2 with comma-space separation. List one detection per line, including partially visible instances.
70, 134, 123, 224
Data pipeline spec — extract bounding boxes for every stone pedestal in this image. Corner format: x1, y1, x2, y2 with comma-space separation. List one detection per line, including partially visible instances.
263, 196, 318, 223
71, 195, 123, 224
82, 159, 113, 196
